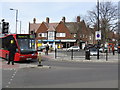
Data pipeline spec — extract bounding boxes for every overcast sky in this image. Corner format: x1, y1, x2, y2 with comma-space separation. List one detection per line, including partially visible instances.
1, 0, 119, 34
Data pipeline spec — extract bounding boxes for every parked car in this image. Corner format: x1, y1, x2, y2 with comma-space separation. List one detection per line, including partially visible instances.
90, 47, 98, 56
38, 46, 46, 51
67, 46, 80, 51
99, 47, 108, 53
114, 45, 118, 51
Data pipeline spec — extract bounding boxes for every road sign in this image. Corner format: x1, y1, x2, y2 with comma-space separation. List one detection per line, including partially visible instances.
95, 31, 101, 40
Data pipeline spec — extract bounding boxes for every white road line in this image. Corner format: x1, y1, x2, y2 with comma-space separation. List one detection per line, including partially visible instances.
5, 69, 18, 88
6, 86, 9, 87
8, 82, 11, 84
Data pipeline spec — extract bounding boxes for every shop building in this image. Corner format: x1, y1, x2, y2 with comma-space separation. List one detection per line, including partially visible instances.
29, 16, 91, 49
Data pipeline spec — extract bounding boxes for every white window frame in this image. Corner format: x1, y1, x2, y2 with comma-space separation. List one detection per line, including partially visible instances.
56, 33, 66, 37
48, 31, 55, 40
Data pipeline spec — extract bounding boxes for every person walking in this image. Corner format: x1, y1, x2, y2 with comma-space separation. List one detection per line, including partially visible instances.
7, 39, 17, 65
112, 44, 115, 55
45, 44, 49, 55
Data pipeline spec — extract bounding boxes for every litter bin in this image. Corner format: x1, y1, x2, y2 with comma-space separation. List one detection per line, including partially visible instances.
85, 49, 90, 60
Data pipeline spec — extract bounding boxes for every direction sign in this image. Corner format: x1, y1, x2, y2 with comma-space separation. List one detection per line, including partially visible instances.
95, 31, 101, 40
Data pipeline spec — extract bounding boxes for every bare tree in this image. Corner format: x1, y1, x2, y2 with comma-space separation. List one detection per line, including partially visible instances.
86, 1, 118, 44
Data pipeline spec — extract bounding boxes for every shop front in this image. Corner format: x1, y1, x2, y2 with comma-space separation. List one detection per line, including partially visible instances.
61, 39, 76, 48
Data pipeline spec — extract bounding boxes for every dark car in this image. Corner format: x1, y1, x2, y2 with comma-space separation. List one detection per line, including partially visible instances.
38, 46, 46, 51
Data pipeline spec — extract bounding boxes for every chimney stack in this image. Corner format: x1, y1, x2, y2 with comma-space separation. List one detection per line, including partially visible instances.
46, 17, 49, 23
33, 18, 36, 23
77, 16, 80, 22
62, 17, 66, 23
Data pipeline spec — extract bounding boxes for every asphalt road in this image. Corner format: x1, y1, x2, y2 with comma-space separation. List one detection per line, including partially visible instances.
2, 57, 118, 88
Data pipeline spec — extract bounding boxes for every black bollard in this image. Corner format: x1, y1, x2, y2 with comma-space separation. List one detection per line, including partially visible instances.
71, 49, 73, 60
55, 48, 57, 59
106, 50, 108, 61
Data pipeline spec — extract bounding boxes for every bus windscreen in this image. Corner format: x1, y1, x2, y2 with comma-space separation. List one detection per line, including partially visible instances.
16, 35, 36, 54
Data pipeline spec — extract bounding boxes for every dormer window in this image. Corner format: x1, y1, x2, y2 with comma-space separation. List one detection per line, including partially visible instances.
74, 34, 77, 37
56, 33, 66, 37
38, 33, 47, 37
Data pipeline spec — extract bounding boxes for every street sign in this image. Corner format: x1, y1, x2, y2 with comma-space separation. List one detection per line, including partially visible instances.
95, 31, 101, 40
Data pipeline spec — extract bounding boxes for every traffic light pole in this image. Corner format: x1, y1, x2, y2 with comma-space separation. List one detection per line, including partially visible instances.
97, 40, 100, 59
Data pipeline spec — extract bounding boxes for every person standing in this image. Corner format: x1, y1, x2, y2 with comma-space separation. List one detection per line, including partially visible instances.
7, 39, 17, 65
45, 44, 49, 55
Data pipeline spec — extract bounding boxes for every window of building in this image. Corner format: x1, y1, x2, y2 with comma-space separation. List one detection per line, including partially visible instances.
89, 36, 92, 40
38, 33, 47, 37
83, 34, 84, 38
74, 34, 77, 37
56, 33, 66, 37
80, 35, 82, 38
48, 31, 55, 40
39, 33, 42, 37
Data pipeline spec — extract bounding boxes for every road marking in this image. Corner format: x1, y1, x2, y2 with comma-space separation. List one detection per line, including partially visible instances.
5, 69, 18, 88
8, 82, 11, 84
6, 86, 9, 88
12, 76, 14, 78
13, 74, 16, 76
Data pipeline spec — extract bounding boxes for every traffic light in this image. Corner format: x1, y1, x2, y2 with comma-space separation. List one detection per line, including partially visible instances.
2, 22, 9, 34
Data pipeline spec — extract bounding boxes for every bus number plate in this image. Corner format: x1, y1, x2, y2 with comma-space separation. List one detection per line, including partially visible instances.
26, 58, 32, 60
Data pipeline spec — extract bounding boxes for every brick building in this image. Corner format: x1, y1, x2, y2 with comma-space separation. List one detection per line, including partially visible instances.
29, 16, 92, 49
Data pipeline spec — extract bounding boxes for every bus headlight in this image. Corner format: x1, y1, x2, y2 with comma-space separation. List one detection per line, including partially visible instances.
20, 56, 25, 57
32, 54, 35, 56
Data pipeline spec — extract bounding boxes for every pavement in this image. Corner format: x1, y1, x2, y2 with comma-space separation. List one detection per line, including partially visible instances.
1, 51, 119, 70
1, 58, 50, 70
41, 51, 119, 63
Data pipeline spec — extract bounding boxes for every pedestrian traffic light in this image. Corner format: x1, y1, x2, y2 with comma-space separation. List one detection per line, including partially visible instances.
2, 22, 9, 34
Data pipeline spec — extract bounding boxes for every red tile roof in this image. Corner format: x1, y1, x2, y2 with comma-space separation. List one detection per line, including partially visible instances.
43, 22, 58, 31
29, 23, 41, 32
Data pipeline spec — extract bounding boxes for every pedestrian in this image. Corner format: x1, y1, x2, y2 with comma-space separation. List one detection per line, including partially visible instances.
118, 44, 120, 54
45, 44, 49, 55
7, 39, 17, 65
112, 44, 115, 55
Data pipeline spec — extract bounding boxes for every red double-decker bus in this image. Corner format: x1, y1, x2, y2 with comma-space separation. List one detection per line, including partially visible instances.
0, 34, 38, 61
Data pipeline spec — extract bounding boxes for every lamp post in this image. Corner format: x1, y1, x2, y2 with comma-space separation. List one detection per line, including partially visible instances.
10, 8, 18, 34
18, 20, 22, 34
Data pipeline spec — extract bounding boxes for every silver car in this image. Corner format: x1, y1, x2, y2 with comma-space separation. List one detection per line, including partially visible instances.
67, 46, 80, 51
90, 48, 98, 56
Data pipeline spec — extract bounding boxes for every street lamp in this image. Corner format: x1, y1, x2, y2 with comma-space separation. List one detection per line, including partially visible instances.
10, 8, 18, 34
18, 20, 22, 34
